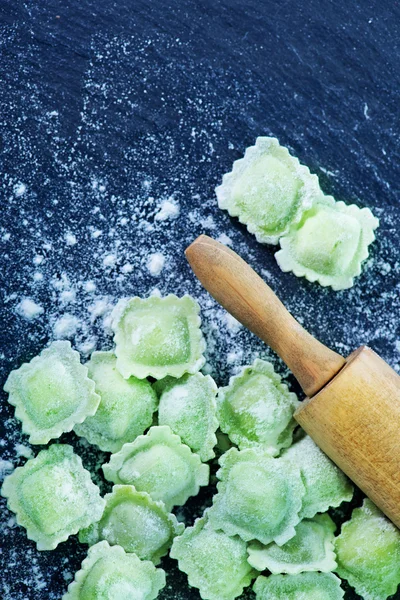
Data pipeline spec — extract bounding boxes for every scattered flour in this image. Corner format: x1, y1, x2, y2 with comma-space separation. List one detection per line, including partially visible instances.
0, 460, 14, 481
200, 215, 216, 229
60, 289, 77, 304
53, 314, 80, 338
77, 337, 98, 356
16, 298, 44, 320
217, 233, 232, 246
64, 232, 77, 246
147, 252, 166, 276
225, 313, 242, 332
84, 281, 96, 293
13, 182, 27, 197
51, 274, 69, 291
102, 253, 117, 268
154, 197, 180, 221
121, 263, 134, 274
88, 297, 114, 322
33, 254, 44, 266
227, 349, 244, 366
14, 443, 34, 460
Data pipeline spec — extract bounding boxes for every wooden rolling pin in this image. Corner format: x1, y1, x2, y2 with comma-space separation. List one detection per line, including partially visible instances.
186, 234, 400, 528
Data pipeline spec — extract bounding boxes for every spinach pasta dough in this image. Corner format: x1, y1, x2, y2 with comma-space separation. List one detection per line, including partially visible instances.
216, 137, 379, 290
102, 426, 209, 511
275, 195, 379, 290
216, 137, 320, 244
253, 572, 344, 600
1, 290, 386, 598
4, 341, 100, 444
171, 516, 256, 600
79, 484, 183, 564
74, 351, 158, 453
63, 541, 166, 600
217, 358, 299, 455
1, 444, 105, 550
112, 294, 206, 379
207, 447, 305, 545
247, 513, 337, 574
335, 499, 400, 600
282, 434, 353, 518
154, 372, 218, 461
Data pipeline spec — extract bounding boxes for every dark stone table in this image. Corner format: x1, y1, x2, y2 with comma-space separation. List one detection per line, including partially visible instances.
1, 1, 399, 598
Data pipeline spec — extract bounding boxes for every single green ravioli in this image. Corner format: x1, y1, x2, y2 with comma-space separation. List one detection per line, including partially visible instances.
170, 516, 256, 600
253, 572, 344, 600
4, 341, 100, 444
102, 426, 209, 511
154, 372, 218, 461
62, 541, 166, 600
335, 498, 400, 600
207, 447, 305, 546
112, 295, 206, 379
217, 358, 299, 455
79, 485, 184, 564
248, 513, 337, 574
282, 434, 353, 519
275, 195, 379, 290
216, 137, 321, 244
74, 351, 158, 453
1, 444, 105, 550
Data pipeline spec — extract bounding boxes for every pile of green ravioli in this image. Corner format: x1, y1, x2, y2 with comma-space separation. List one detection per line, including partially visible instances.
2, 293, 400, 600
217, 137, 379, 291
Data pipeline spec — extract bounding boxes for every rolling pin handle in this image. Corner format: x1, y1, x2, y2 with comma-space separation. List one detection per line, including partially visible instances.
185, 235, 345, 397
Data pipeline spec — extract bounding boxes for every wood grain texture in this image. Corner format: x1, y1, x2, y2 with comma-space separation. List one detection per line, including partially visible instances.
186, 235, 345, 396
296, 346, 400, 528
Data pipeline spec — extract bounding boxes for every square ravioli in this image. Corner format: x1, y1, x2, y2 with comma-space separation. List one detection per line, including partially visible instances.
102, 426, 209, 511
170, 516, 256, 600
248, 514, 337, 574
207, 447, 305, 546
335, 499, 400, 600
1, 444, 105, 550
63, 541, 166, 600
275, 195, 379, 290
282, 435, 353, 519
217, 358, 299, 455
112, 294, 206, 379
216, 137, 321, 244
79, 485, 184, 564
154, 372, 218, 461
4, 341, 100, 444
254, 572, 344, 600
74, 351, 158, 453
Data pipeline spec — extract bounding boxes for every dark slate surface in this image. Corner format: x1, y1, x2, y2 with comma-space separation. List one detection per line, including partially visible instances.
1, 1, 400, 598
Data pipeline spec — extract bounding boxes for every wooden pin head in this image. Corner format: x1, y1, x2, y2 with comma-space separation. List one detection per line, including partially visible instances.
186, 234, 400, 529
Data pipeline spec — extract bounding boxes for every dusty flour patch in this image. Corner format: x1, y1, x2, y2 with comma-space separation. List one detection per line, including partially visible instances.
155, 198, 180, 221
147, 252, 166, 276
16, 298, 44, 321
0, 459, 14, 480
